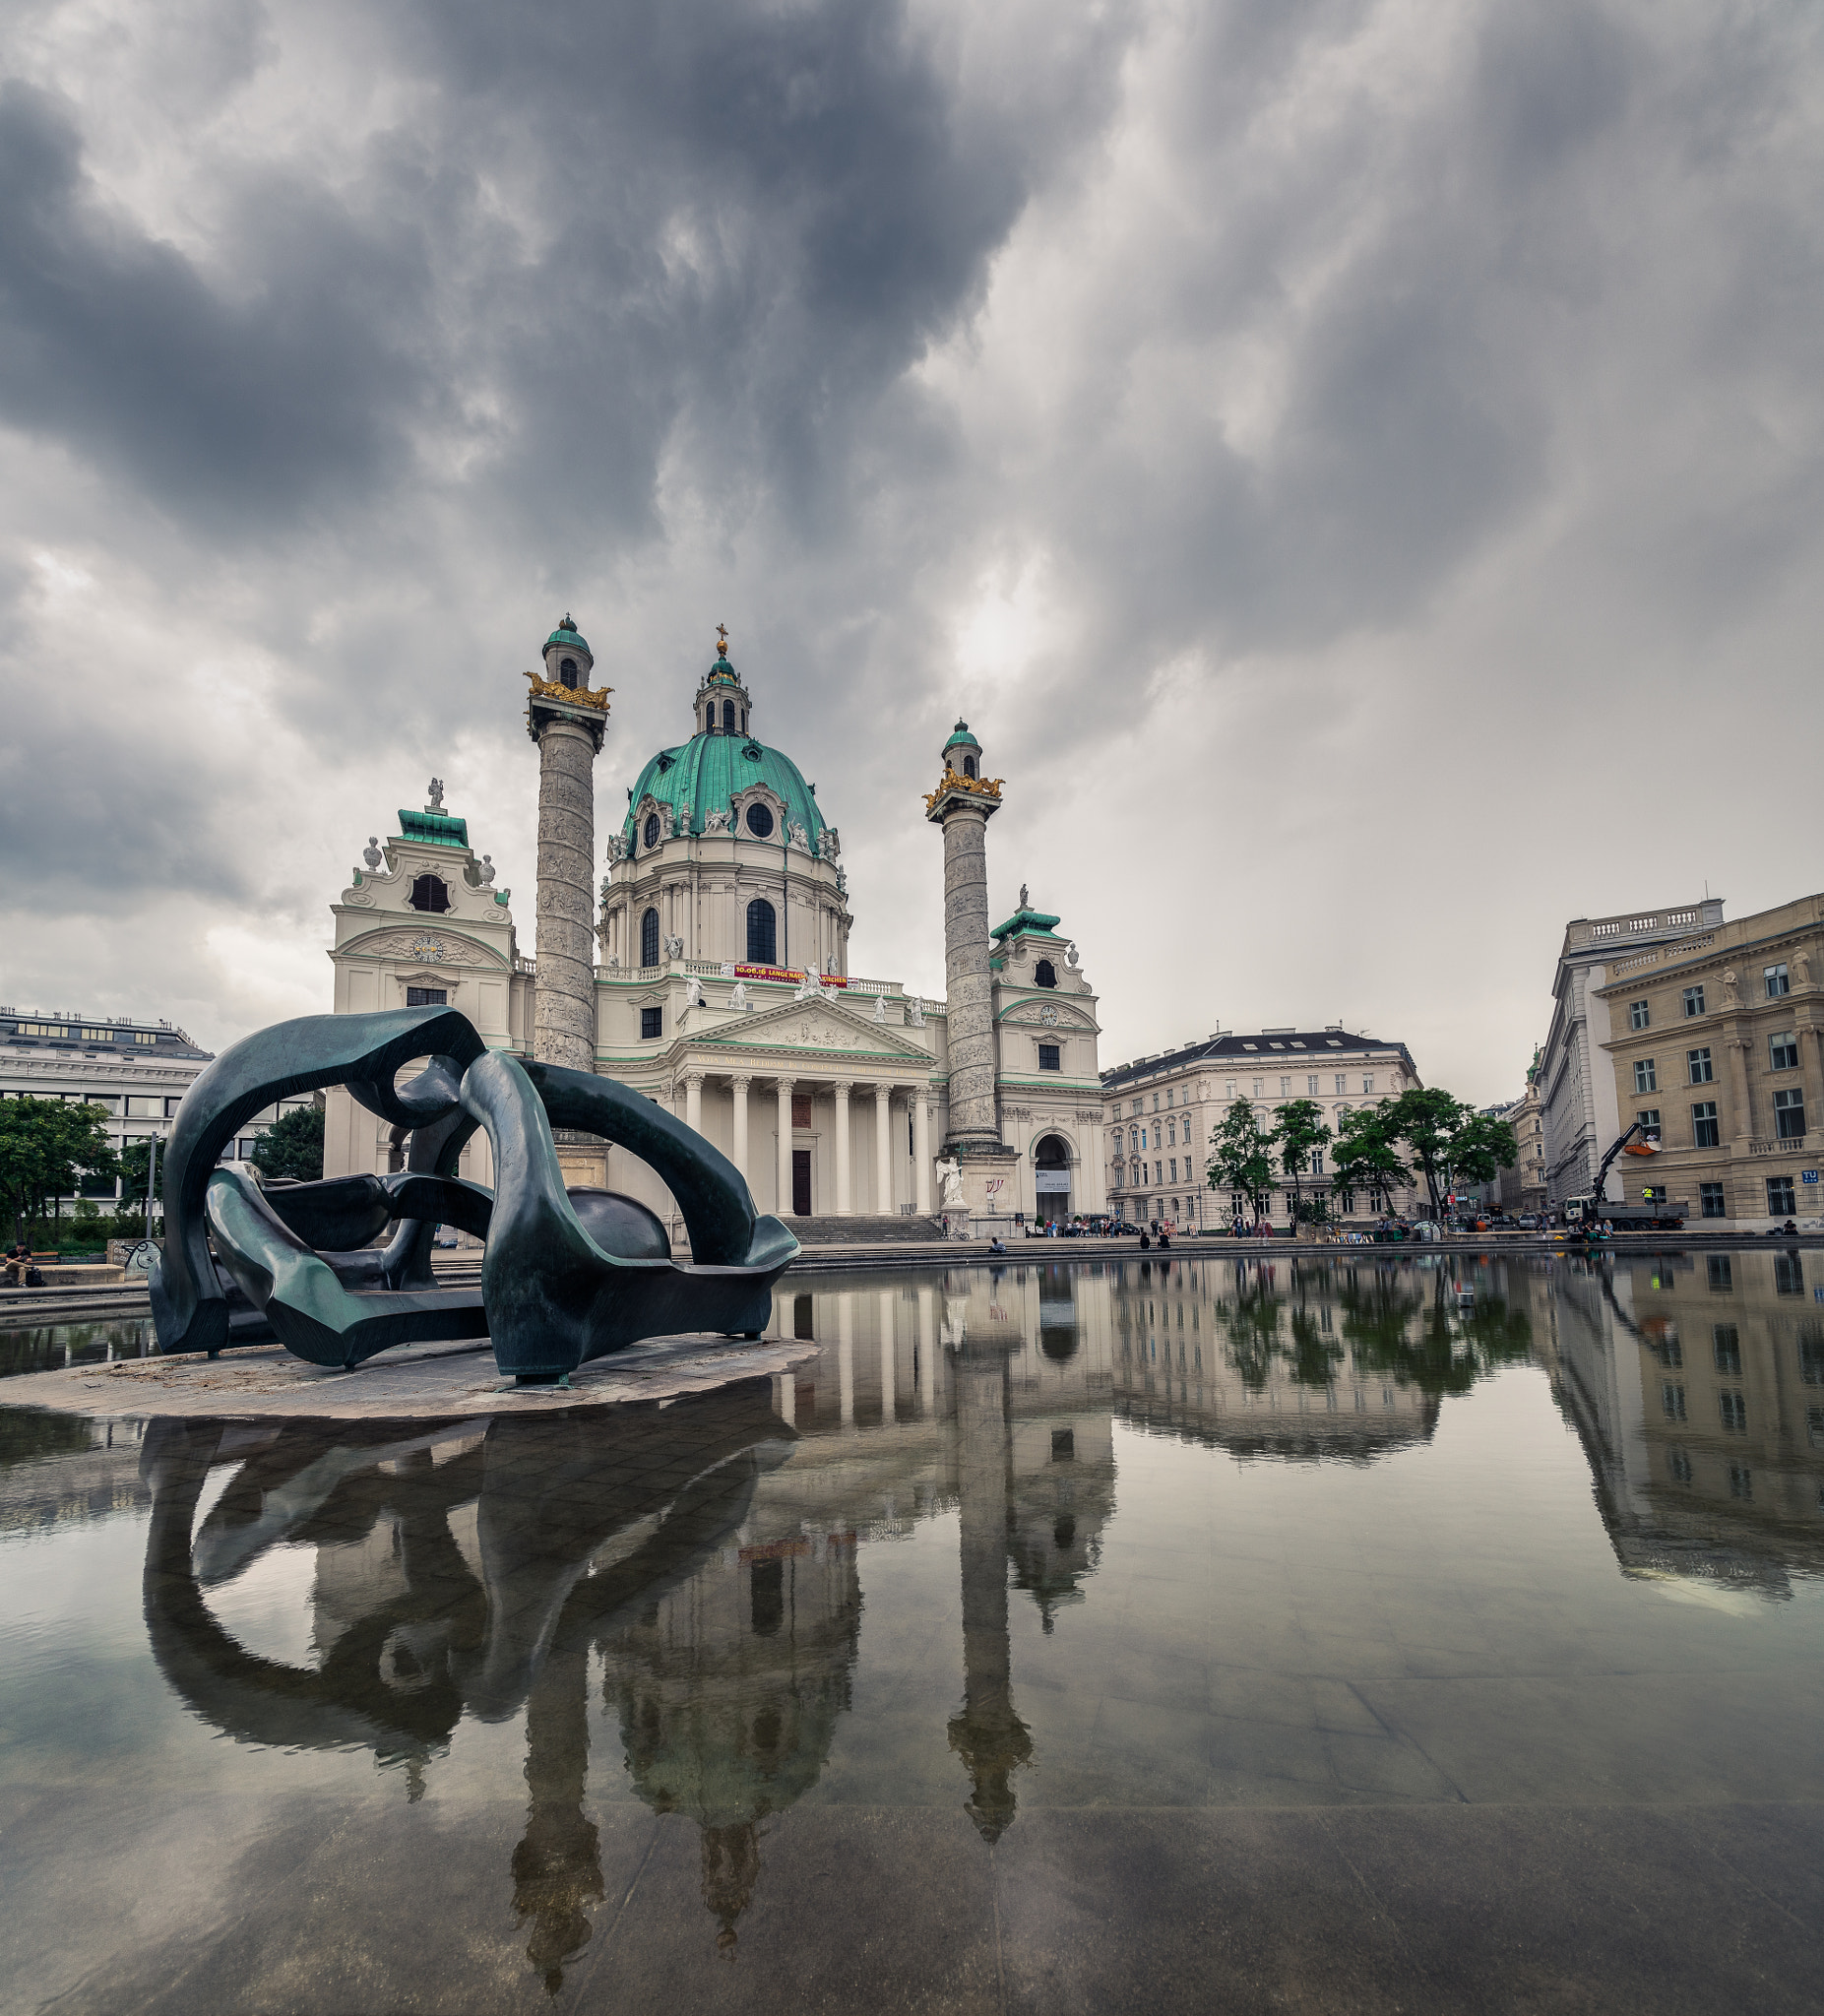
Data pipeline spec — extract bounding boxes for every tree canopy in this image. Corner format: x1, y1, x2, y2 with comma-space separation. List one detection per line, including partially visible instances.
1376, 1089, 1517, 1217
1330, 1105, 1414, 1211
252, 1106, 325, 1184
0, 1098, 119, 1238
1273, 1098, 1332, 1223
1206, 1099, 1278, 1222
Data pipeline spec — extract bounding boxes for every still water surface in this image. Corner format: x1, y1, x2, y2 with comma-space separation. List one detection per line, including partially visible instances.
2, 1250, 1822, 2012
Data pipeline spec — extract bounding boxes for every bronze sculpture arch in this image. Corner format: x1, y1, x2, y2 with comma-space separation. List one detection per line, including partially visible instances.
149, 1005, 798, 1378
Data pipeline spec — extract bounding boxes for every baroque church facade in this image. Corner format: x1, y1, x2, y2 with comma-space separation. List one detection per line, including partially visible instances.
324, 620, 1108, 1230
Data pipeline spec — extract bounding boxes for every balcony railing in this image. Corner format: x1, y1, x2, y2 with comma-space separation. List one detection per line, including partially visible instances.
1749, 1135, 1806, 1155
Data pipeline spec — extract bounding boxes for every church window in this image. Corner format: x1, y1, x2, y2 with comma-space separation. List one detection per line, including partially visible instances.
643, 813, 660, 850
723, 699, 736, 731
745, 802, 775, 840
559, 657, 578, 689
641, 1007, 662, 1040
1038, 1043, 1060, 1071
407, 873, 449, 914
963, 755, 977, 779
641, 908, 660, 968
1035, 959, 1057, 988
406, 987, 447, 1007
746, 898, 778, 965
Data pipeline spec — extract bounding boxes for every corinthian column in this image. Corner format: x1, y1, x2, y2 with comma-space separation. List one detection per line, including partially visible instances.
730, 1076, 750, 1182
833, 1083, 853, 1217
874, 1084, 894, 1214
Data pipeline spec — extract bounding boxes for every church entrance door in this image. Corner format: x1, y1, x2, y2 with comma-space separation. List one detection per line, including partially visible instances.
1034, 1133, 1072, 1224
791, 1150, 813, 1216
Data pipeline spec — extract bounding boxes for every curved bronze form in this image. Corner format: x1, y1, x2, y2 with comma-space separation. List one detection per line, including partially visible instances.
152, 1007, 798, 1376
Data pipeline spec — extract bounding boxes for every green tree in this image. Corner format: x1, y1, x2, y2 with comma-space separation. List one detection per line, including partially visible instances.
1378, 1089, 1517, 1219
1274, 1098, 1332, 1225
1330, 1105, 1413, 1214
252, 1106, 325, 1183
0, 1097, 118, 1242
1206, 1100, 1278, 1223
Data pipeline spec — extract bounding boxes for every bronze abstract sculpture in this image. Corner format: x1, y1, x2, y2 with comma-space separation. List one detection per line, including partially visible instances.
149, 1005, 798, 1379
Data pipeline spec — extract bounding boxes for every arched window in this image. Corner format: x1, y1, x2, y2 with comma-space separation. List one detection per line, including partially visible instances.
1035, 959, 1057, 988
723, 699, 736, 731
963, 754, 977, 779
408, 873, 449, 914
740, 709, 747, 732
643, 813, 660, 850
744, 802, 774, 839
746, 898, 777, 965
559, 656, 579, 689
640, 908, 660, 968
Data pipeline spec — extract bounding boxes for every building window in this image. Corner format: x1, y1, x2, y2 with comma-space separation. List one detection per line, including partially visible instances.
745, 801, 774, 839
1691, 1102, 1719, 1148
1035, 960, 1057, 988
1668, 1447, 1693, 1484
1307, 1075, 1320, 1094
406, 986, 448, 1008
1774, 1089, 1806, 1139
1770, 1032, 1799, 1071
1767, 1174, 1796, 1217
1169, 1159, 1178, 1182
640, 1006, 662, 1040
407, 873, 449, 914
1766, 963, 1790, 997
1683, 985, 1705, 1018
1629, 999, 1650, 1030
559, 656, 578, 688
1799, 1324, 1824, 1384
963, 755, 977, 779
746, 898, 777, 965
643, 813, 660, 850
1634, 1058, 1658, 1094
1334, 1074, 1347, 1094
1252, 1080, 1263, 1097
1686, 1048, 1712, 1085
1226, 1081, 1236, 1098
1637, 1108, 1661, 1136
1279, 1076, 1290, 1096
1662, 1382, 1686, 1421
1708, 1255, 1733, 1292
1729, 1462, 1753, 1500
1775, 1252, 1804, 1294
1714, 1323, 1741, 1374
1719, 1390, 1747, 1433
1038, 1043, 1061, 1071
723, 699, 736, 731
641, 908, 660, 967
1361, 1075, 1374, 1095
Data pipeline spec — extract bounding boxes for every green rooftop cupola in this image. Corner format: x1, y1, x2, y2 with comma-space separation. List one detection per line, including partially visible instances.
942, 719, 984, 781
542, 613, 594, 692
694, 621, 754, 737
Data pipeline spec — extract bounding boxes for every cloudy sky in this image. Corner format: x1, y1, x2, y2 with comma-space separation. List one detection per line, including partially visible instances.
3, 0, 1820, 1102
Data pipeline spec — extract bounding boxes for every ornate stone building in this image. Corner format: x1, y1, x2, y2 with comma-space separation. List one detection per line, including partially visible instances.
324, 621, 1107, 1229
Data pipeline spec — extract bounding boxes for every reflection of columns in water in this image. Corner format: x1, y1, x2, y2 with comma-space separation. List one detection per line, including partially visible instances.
947, 1338, 1031, 1841
878, 1289, 896, 1422
838, 1292, 854, 1427
775, 1368, 795, 1426
510, 1641, 602, 1994
918, 1287, 936, 1413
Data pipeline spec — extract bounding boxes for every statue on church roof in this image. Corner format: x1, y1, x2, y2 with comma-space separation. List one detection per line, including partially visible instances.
426, 778, 445, 811
1019, 883, 1029, 910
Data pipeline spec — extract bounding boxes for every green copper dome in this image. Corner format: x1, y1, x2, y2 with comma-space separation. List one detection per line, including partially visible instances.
547, 620, 591, 656
942, 720, 979, 754
706, 654, 740, 686
623, 730, 827, 848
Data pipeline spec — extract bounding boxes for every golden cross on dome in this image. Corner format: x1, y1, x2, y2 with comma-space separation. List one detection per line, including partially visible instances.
716, 622, 729, 656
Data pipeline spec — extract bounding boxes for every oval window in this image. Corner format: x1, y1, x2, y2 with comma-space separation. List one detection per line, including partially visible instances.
745, 802, 775, 839
643, 813, 660, 850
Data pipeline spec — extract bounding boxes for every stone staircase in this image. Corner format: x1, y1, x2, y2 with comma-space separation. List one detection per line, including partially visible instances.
783, 1214, 948, 1245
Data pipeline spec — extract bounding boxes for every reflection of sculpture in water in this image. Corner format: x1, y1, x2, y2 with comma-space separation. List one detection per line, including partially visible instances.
136, 1392, 811, 1992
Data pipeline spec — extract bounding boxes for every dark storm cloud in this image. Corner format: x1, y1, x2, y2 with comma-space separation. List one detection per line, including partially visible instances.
0, 80, 436, 531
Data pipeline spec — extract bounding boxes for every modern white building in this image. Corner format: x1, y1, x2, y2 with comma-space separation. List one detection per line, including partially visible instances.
324, 623, 1108, 1232
0, 1008, 284, 1209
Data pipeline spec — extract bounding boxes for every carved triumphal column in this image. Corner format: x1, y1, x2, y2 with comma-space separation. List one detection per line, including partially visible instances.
526, 616, 611, 1072
925, 722, 1018, 1207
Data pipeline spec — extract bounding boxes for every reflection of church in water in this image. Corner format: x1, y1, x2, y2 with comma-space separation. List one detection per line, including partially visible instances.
137, 1256, 1548, 1987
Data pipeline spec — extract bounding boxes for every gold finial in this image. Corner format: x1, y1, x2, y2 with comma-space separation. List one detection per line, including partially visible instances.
716, 622, 729, 657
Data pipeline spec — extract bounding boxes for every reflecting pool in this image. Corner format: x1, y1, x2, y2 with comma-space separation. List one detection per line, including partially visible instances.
3, 1251, 1823, 2013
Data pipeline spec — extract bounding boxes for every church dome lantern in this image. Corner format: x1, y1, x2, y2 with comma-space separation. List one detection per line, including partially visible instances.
543, 614, 594, 692
942, 720, 983, 782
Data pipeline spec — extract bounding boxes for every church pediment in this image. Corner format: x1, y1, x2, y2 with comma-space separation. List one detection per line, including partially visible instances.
691, 996, 930, 1061
997, 998, 1098, 1032
341, 926, 508, 970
